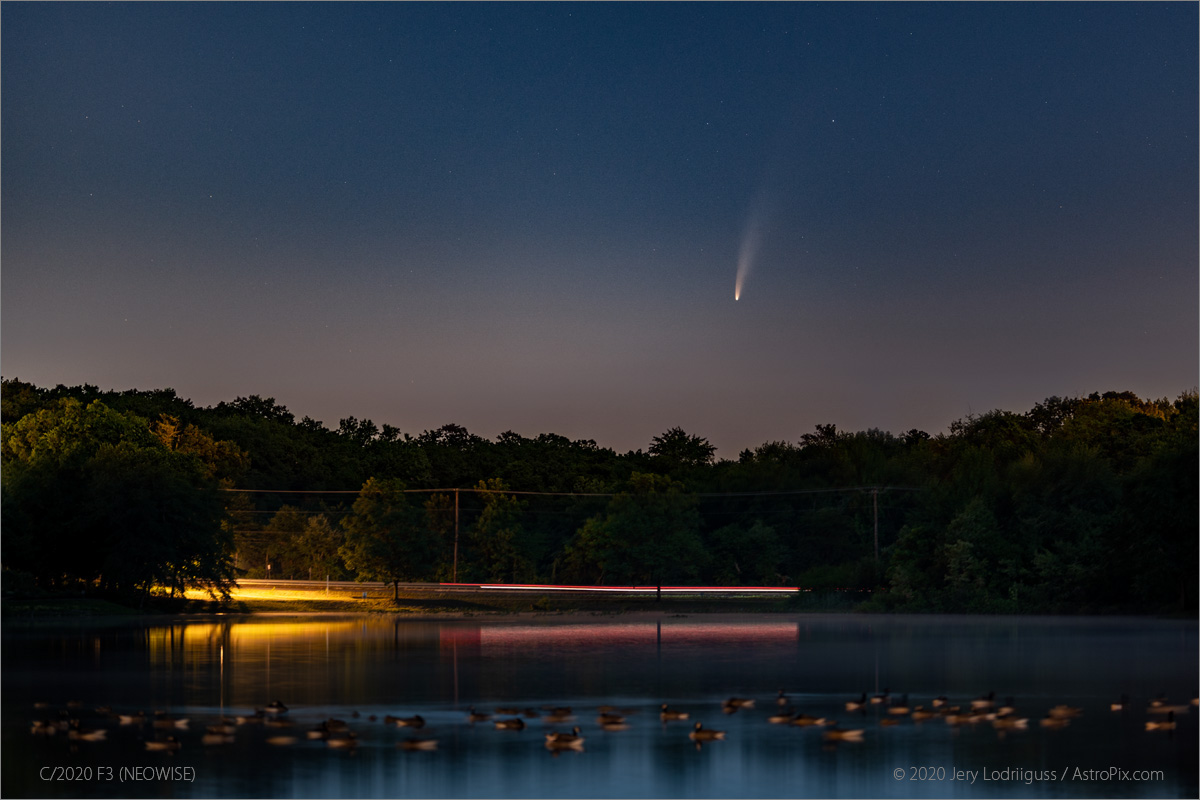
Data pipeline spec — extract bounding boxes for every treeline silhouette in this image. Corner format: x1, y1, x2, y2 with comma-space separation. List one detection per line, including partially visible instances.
2, 378, 1195, 614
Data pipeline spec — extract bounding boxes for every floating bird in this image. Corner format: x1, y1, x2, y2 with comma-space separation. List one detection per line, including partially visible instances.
399, 738, 438, 751
888, 695, 911, 715
845, 694, 867, 712
393, 715, 425, 729
263, 700, 289, 714
543, 708, 575, 723
870, 689, 890, 705
822, 726, 864, 742
597, 712, 626, 726
495, 707, 520, 716
767, 708, 796, 724
201, 733, 235, 745
688, 722, 726, 742
326, 732, 358, 749
68, 728, 107, 742
971, 691, 996, 711
1047, 705, 1082, 720
931, 696, 949, 708
1039, 715, 1070, 729
145, 736, 182, 752
775, 689, 791, 706
1110, 694, 1129, 712
467, 707, 492, 723
910, 706, 936, 722
1145, 712, 1176, 732
660, 704, 689, 721
152, 716, 189, 730
495, 717, 526, 731
879, 717, 900, 727
992, 715, 1029, 731
722, 697, 754, 714
790, 714, 829, 727
545, 727, 585, 750
267, 735, 300, 746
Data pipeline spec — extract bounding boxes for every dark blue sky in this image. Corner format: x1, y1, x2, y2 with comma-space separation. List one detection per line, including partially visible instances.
4, 2, 1196, 457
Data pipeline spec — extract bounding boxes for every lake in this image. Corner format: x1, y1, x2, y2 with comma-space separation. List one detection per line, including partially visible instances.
2, 613, 1196, 798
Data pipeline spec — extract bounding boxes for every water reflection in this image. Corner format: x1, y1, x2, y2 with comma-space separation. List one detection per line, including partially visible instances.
2, 614, 1196, 798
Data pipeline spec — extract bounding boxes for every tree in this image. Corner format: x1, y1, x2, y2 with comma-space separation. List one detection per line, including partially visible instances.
648, 427, 716, 474
341, 477, 437, 598
1, 398, 234, 599
564, 472, 706, 585
468, 478, 533, 583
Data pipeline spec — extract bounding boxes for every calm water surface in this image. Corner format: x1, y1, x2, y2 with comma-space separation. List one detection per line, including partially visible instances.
2, 613, 1196, 798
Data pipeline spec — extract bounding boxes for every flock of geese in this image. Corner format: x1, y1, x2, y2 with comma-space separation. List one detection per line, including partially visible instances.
27, 690, 1196, 756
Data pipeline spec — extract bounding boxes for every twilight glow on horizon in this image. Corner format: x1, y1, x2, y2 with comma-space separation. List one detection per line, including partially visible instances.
2, 3, 1196, 457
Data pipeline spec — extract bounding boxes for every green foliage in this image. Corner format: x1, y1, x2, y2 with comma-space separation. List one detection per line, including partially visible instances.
340, 477, 438, 593
3, 380, 1195, 614
1, 398, 233, 599
467, 478, 533, 583
564, 472, 707, 585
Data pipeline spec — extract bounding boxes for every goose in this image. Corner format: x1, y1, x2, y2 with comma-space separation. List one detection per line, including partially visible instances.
326, 732, 358, 749
767, 708, 796, 724
996, 697, 1017, 717
1039, 715, 1070, 729
545, 727, 585, 749
991, 715, 1029, 730
879, 717, 900, 727
494, 717, 526, 731
910, 706, 936, 722
542, 707, 574, 723
660, 704, 689, 721
466, 707, 492, 723
931, 696, 950, 708
887, 695, 911, 715
971, 691, 995, 711
1047, 704, 1082, 720
201, 732, 236, 745
145, 736, 181, 752
267, 735, 300, 746
207, 721, 237, 736
152, 716, 189, 730
495, 707, 521, 716
688, 722, 726, 742
775, 689, 791, 706
263, 700, 289, 715
399, 737, 438, 751
722, 697, 754, 714
870, 688, 890, 705
522, 708, 542, 718
1145, 711, 1176, 732
68, 727, 107, 742
1110, 694, 1129, 712
845, 693, 867, 712
790, 714, 829, 727
393, 715, 425, 729
322, 718, 350, 731
822, 726, 864, 742
596, 712, 626, 726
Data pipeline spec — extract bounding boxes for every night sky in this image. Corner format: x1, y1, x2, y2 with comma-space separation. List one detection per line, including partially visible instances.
3, 3, 1196, 457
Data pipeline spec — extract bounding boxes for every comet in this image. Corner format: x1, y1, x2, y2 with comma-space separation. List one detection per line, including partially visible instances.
734, 213, 763, 301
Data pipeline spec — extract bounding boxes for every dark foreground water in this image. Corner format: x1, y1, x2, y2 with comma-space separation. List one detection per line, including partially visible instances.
2, 613, 1196, 798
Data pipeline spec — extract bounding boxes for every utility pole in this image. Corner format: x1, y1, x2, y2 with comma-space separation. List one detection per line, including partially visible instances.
453, 488, 460, 583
